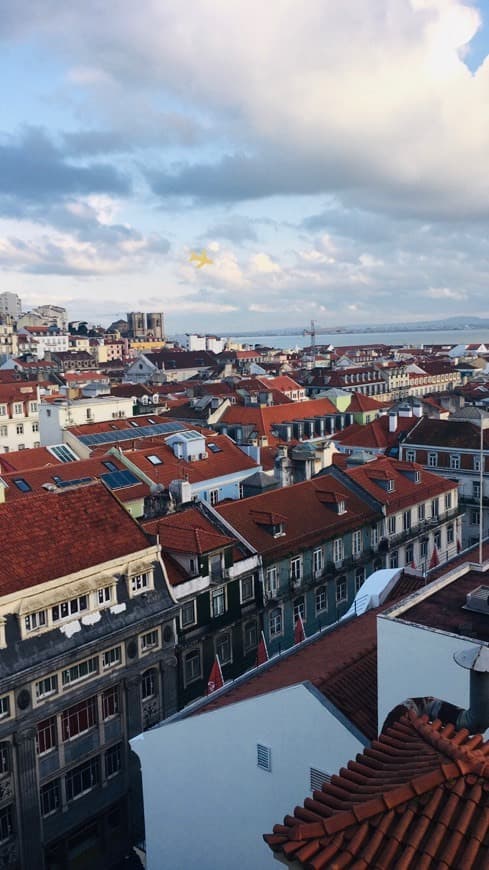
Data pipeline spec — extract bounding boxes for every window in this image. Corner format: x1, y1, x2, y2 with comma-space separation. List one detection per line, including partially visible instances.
141, 629, 159, 652
257, 744, 272, 772
240, 576, 254, 603
421, 539, 428, 559
36, 675, 58, 700
184, 651, 201, 685
0, 426, 6, 437
62, 657, 98, 687
434, 530, 441, 548
0, 697, 9, 720
0, 806, 13, 842
418, 503, 425, 521
102, 686, 120, 720
211, 587, 226, 618
37, 717, 57, 755
472, 510, 481, 525
141, 669, 156, 700
243, 620, 257, 652
40, 780, 61, 817
0, 745, 9, 776
355, 567, 365, 593
388, 516, 396, 536
352, 530, 362, 556
386, 479, 395, 492
390, 550, 399, 569
66, 758, 100, 802
181, 600, 196, 629
445, 492, 452, 510
216, 632, 232, 665
290, 557, 302, 583
61, 697, 97, 741
431, 498, 439, 518
293, 596, 305, 622
131, 572, 150, 593
269, 607, 283, 637
450, 454, 460, 470
16, 423, 24, 435
313, 548, 323, 576
32, 422, 39, 433
13, 403, 22, 415
315, 585, 328, 614
13, 478, 31, 492
265, 566, 278, 595
0, 407, 5, 417
209, 489, 219, 506
414, 470, 421, 483
332, 538, 344, 564
371, 526, 378, 548
447, 524, 454, 544
474, 481, 481, 499
147, 454, 162, 465
103, 461, 118, 472
98, 586, 112, 606
25, 609, 47, 632
105, 744, 122, 779
428, 453, 438, 468
52, 595, 88, 623
336, 577, 347, 604
474, 456, 482, 472
406, 450, 415, 462
102, 646, 121, 669
337, 500, 346, 515
406, 543, 414, 564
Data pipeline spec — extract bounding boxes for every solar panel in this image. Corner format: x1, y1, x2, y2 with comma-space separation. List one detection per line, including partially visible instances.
48, 444, 79, 462
77, 421, 183, 446
100, 470, 140, 490
56, 477, 94, 488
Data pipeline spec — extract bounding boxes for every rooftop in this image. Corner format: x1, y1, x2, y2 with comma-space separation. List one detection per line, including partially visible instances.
265, 711, 489, 869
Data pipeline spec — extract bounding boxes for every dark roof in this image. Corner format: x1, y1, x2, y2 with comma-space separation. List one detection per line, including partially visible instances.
265, 711, 489, 869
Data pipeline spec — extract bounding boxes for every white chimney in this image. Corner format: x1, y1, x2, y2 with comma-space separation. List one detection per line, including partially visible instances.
412, 402, 423, 418
388, 411, 398, 433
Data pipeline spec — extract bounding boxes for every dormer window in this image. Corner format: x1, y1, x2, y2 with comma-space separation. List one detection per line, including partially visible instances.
415, 470, 421, 483
337, 500, 346, 515
271, 522, 285, 537
386, 479, 395, 492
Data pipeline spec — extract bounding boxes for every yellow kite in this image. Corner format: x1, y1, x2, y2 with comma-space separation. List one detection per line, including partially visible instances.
189, 249, 214, 268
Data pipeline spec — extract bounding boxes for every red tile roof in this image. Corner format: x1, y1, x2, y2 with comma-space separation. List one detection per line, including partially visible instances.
345, 456, 457, 510
0, 447, 62, 474
1, 454, 148, 501
220, 398, 339, 438
217, 474, 379, 558
265, 712, 489, 869
143, 507, 234, 561
346, 392, 384, 413
0, 482, 151, 594
334, 415, 419, 451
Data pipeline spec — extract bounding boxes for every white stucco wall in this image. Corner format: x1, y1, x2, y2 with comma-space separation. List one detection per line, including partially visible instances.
132, 683, 365, 870
377, 612, 484, 732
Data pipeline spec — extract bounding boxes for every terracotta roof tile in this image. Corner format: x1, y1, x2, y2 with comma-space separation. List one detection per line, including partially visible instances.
0, 482, 150, 594
265, 713, 489, 869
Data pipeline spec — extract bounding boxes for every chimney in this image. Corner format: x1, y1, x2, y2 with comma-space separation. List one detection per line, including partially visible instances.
412, 401, 423, 418
453, 646, 489, 733
388, 411, 398, 433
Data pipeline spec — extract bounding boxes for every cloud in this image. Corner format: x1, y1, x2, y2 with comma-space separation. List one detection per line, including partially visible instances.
426, 286, 468, 300
0, 126, 130, 206
205, 215, 258, 243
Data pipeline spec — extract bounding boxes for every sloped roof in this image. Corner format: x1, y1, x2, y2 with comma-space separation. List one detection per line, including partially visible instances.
345, 456, 456, 509
0, 482, 151, 595
346, 392, 384, 413
144, 507, 234, 558
334, 415, 418, 451
219, 398, 338, 437
265, 712, 489, 869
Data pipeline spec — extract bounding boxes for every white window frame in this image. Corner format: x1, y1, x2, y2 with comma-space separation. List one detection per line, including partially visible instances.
35, 675, 58, 701
184, 649, 202, 686
130, 570, 152, 596
211, 586, 226, 618
428, 453, 438, 468
332, 538, 344, 565
352, 530, 362, 557
140, 629, 160, 653
388, 515, 396, 536
269, 606, 283, 637
315, 585, 328, 614
215, 631, 232, 666
102, 646, 122, 670
61, 656, 98, 688
289, 556, 302, 583
313, 548, 323, 576
265, 566, 279, 595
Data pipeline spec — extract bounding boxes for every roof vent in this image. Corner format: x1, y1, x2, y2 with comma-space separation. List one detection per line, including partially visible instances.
465, 585, 489, 615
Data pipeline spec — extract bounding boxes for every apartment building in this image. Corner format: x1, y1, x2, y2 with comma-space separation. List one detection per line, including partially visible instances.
0, 482, 178, 869
0, 383, 41, 453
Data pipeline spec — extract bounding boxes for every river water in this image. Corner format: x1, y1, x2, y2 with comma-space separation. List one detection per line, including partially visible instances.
230, 328, 489, 351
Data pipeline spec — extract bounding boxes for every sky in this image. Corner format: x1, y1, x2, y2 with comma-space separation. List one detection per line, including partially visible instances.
1, 0, 489, 334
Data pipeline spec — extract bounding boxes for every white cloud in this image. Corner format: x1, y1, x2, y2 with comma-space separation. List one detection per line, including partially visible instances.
426, 285, 468, 300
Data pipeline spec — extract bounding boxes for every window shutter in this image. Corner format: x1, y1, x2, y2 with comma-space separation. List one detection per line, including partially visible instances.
257, 744, 272, 772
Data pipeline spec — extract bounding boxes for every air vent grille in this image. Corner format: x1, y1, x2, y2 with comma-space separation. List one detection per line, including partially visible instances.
310, 767, 332, 792
465, 586, 489, 615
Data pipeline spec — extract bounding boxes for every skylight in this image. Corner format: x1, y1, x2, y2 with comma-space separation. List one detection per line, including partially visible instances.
147, 455, 162, 465
13, 478, 31, 493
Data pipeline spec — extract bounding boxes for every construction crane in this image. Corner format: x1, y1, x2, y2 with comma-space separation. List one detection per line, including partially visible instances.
303, 320, 317, 363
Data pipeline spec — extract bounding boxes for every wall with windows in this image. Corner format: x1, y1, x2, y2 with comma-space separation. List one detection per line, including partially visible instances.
133, 683, 366, 870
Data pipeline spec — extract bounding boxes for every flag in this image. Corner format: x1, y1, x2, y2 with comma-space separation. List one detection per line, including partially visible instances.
457, 538, 462, 553
206, 656, 224, 695
429, 546, 439, 569
256, 631, 269, 667
294, 614, 306, 644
